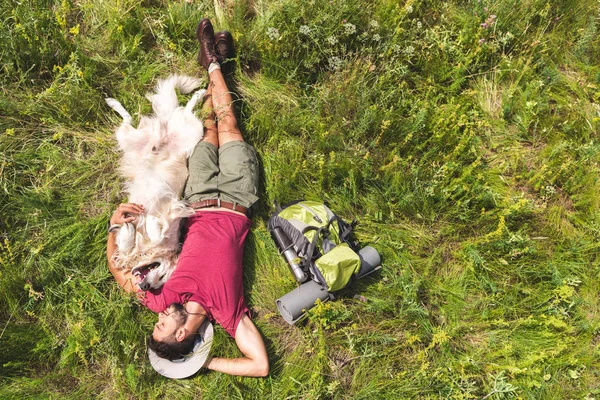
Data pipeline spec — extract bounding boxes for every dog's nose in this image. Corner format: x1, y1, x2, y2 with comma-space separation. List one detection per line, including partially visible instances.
139, 281, 150, 291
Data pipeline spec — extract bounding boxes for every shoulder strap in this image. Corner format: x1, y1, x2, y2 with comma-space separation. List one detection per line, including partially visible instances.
303, 226, 323, 263
339, 219, 356, 242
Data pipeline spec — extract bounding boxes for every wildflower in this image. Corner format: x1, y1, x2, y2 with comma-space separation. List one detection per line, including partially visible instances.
545, 185, 556, 195
328, 56, 343, 71
478, 38, 485, 44
299, 25, 311, 35
369, 20, 379, 29
407, 5, 413, 13
267, 27, 280, 40
343, 22, 356, 35
69, 24, 80, 36
481, 14, 497, 29
326, 35, 338, 45
372, 34, 381, 42
416, 20, 422, 29
404, 45, 415, 55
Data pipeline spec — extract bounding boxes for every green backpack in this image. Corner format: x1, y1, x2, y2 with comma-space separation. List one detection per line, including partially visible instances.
268, 200, 363, 292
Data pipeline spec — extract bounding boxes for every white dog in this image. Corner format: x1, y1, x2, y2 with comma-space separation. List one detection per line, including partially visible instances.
106, 75, 206, 291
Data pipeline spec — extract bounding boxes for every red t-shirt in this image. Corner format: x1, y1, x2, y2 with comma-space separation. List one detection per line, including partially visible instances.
142, 211, 250, 337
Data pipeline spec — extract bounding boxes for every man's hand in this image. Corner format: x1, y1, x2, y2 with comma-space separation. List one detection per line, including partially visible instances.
107, 203, 144, 293
110, 203, 145, 225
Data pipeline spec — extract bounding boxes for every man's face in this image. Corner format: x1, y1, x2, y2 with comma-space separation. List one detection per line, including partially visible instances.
152, 303, 187, 341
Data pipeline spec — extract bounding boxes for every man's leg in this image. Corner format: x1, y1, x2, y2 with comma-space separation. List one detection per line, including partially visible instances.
208, 67, 244, 146
182, 84, 221, 203
200, 84, 218, 148
197, 19, 258, 209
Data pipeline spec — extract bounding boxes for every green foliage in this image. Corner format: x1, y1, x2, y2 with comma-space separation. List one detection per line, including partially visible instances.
1, 0, 600, 398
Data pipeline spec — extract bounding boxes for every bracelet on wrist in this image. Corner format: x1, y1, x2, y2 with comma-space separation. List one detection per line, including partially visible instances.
108, 223, 122, 233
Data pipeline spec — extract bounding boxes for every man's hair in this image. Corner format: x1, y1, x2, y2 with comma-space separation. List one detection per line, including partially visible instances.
147, 333, 196, 361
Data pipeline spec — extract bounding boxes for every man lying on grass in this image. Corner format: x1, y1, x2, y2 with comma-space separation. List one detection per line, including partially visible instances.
106, 19, 269, 379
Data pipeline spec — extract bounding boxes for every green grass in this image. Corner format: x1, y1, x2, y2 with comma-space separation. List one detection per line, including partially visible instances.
1, 0, 600, 398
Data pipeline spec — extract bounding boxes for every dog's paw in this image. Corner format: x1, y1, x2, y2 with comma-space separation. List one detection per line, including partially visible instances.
193, 89, 207, 101
183, 89, 208, 113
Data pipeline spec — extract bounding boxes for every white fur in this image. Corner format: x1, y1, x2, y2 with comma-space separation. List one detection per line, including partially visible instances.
106, 75, 206, 290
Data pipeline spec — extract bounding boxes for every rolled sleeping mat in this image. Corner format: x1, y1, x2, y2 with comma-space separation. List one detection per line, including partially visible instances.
357, 246, 382, 278
276, 280, 330, 325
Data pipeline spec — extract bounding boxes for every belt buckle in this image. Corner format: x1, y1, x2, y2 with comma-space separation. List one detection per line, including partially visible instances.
216, 197, 221, 208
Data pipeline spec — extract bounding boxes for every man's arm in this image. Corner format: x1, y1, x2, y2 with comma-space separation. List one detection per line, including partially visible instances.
206, 314, 269, 377
106, 203, 144, 293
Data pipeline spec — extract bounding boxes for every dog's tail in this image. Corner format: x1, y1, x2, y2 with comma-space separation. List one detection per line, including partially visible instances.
147, 75, 202, 121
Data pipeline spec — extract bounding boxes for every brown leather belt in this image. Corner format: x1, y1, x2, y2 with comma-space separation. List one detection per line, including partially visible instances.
189, 199, 248, 215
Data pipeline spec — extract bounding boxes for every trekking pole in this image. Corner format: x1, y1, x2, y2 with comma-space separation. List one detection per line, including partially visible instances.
271, 227, 308, 283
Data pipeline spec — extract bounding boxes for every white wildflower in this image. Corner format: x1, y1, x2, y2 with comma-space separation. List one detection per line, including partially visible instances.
299, 25, 311, 35
404, 45, 415, 55
267, 27, 280, 41
369, 20, 379, 29
326, 35, 338, 45
343, 23, 356, 35
372, 33, 381, 42
328, 56, 343, 71
407, 5, 413, 13
416, 21, 422, 29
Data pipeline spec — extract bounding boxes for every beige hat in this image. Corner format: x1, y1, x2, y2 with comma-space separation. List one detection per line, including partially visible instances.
148, 319, 213, 379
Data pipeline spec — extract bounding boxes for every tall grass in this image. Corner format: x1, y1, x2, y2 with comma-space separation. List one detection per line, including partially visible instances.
1, 0, 600, 398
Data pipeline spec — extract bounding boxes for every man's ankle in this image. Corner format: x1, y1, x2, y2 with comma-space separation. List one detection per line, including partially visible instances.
208, 62, 221, 75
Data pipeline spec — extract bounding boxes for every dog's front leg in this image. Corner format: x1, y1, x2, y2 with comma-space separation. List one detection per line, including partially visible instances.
105, 98, 133, 126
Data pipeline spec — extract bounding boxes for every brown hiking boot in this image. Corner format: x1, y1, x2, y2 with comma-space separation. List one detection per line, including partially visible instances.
196, 18, 218, 70
214, 31, 235, 63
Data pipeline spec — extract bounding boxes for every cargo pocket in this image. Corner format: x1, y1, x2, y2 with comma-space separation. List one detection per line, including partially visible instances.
313, 243, 361, 292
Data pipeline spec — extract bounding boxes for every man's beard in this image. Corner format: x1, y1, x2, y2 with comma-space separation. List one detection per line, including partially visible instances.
170, 303, 188, 326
